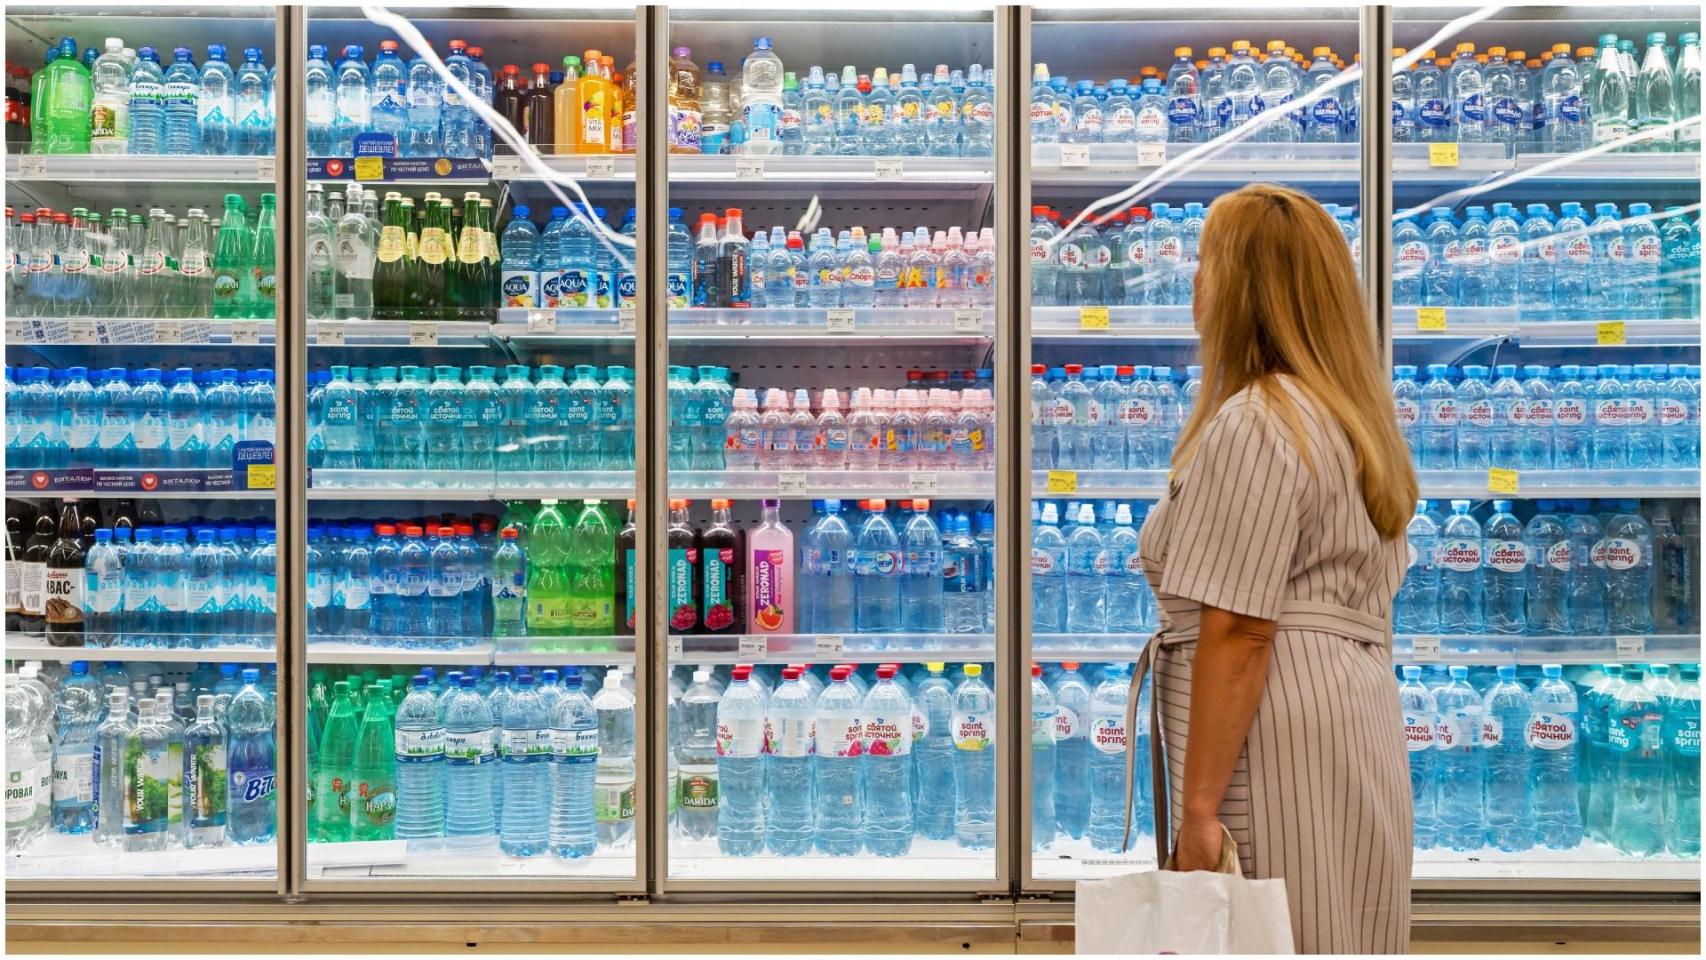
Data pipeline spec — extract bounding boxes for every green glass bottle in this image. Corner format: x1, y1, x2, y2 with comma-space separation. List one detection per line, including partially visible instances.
456, 192, 490, 321
415, 197, 451, 320
247, 193, 277, 319
350, 683, 397, 841
210, 194, 251, 319
372, 193, 410, 321
311, 681, 358, 843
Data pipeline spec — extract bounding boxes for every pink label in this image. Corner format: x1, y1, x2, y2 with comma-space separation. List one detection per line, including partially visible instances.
750, 549, 789, 632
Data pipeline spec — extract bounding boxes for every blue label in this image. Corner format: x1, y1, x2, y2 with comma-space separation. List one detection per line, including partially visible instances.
1459, 93, 1485, 122
1419, 99, 1449, 127
1311, 99, 1341, 124
666, 273, 688, 301
1215, 98, 1233, 123
618, 272, 637, 301
352, 131, 398, 157
1557, 95, 1583, 123
1490, 97, 1521, 126
541, 272, 562, 303
1166, 97, 1199, 125
502, 272, 534, 298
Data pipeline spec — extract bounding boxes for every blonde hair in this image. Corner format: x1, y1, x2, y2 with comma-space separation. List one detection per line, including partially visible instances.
1175, 183, 1417, 540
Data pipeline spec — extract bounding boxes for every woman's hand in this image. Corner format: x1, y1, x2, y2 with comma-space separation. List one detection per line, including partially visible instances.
1172, 813, 1228, 873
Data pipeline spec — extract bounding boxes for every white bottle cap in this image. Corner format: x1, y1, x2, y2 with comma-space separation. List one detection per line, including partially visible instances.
1079, 503, 1096, 524
693, 669, 711, 683
764, 387, 788, 408
853, 386, 872, 407
1116, 503, 1134, 525
1041, 502, 1059, 523
821, 387, 841, 410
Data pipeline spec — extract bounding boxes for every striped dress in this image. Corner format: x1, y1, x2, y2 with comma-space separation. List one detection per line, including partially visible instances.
1133, 376, 1413, 954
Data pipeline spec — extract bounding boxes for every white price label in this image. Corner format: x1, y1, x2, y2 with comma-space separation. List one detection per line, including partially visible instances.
953, 308, 984, 332
777, 471, 808, 494
825, 308, 856, 332
491, 155, 522, 179
1059, 144, 1091, 168
618, 305, 637, 332
1409, 636, 1442, 662
584, 156, 616, 178
315, 321, 345, 346
1137, 142, 1168, 167
255, 156, 277, 181
409, 322, 439, 346
17, 155, 46, 177
154, 320, 184, 343
814, 635, 844, 657
6, 319, 28, 342
735, 157, 765, 180
738, 635, 768, 659
874, 158, 904, 179
909, 472, 940, 496
527, 309, 557, 332
1615, 635, 1646, 661
667, 634, 684, 659
230, 322, 261, 345
67, 319, 99, 344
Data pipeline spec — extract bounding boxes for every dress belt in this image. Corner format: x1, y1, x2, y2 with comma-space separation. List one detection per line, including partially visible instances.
1120, 598, 1393, 863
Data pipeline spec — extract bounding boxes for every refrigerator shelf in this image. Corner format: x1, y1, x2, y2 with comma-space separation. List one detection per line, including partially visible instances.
1033, 635, 1149, 662
306, 471, 635, 501
668, 835, 993, 882
670, 470, 995, 500
1392, 633, 1700, 665
5, 637, 271, 663
308, 838, 633, 878
670, 633, 994, 664
1032, 839, 1158, 881
1390, 310, 1701, 346
6, 831, 277, 879
1031, 142, 1360, 186
5, 154, 277, 183
1413, 844, 1699, 883
306, 641, 633, 667
1509, 151, 1702, 183
667, 154, 993, 185
1030, 306, 1196, 341
1415, 469, 1700, 500
670, 308, 994, 342
1028, 470, 1168, 499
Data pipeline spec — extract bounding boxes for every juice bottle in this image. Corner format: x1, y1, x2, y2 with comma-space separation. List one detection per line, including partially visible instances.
748, 498, 794, 635
700, 498, 744, 635
617, 59, 637, 153
602, 57, 621, 152
667, 46, 702, 155
575, 49, 609, 153
665, 498, 701, 634
554, 55, 582, 155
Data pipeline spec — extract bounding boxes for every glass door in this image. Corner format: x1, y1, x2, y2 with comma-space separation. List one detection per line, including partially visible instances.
1388, 3, 1700, 889
1022, 5, 1366, 889
658, 4, 1005, 892
297, 4, 643, 889
6, 2, 283, 886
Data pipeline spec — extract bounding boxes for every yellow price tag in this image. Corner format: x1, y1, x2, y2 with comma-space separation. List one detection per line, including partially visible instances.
352, 156, 386, 180
246, 464, 277, 490
1078, 306, 1109, 330
1428, 142, 1460, 167
1487, 467, 1519, 495
1416, 306, 1447, 331
1596, 321, 1626, 346
1045, 470, 1078, 494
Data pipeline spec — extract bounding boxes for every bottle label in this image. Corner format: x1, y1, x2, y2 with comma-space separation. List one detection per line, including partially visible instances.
44, 567, 83, 629
666, 546, 698, 633
418, 228, 450, 265
1554, 398, 1586, 426
767, 714, 815, 757
1393, 398, 1420, 427
1536, 238, 1559, 263
1526, 713, 1577, 750
596, 779, 635, 823
5, 561, 20, 615
864, 713, 911, 756
1459, 92, 1485, 122
1623, 398, 1654, 426
1544, 540, 1572, 572
1462, 399, 1493, 428
1480, 715, 1504, 747
750, 548, 788, 631
702, 546, 736, 633
1090, 713, 1127, 753
52, 752, 95, 804
394, 727, 445, 761
1593, 398, 1623, 425
1436, 539, 1482, 573
953, 710, 993, 751
1485, 539, 1527, 573
123, 741, 172, 835
1403, 712, 1436, 752
559, 268, 590, 307
5, 764, 35, 823
565, 595, 613, 632
185, 742, 227, 829
185, 577, 220, 616
500, 727, 553, 759
1672, 719, 1700, 758
716, 716, 765, 758
1527, 399, 1553, 428
670, 107, 703, 150
1051, 705, 1081, 741
1489, 235, 1521, 264
821, 713, 864, 758
1419, 98, 1448, 127
550, 726, 598, 762
444, 729, 494, 764
1657, 397, 1688, 427
376, 225, 405, 264
1433, 709, 1478, 751
1606, 709, 1661, 754
1030, 548, 1058, 576
1396, 239, 1428, 270
1601, 538, 1642, 571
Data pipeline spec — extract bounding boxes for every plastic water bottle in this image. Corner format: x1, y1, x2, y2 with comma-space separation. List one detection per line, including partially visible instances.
1437, 500, 1483, 634
160, 47, 200, 155
233, 47, 270, 154
1396, 501, 1441, 633
1482, 664, 1534, 851
303, 44, 335, 155
1528, 664, 1583, 849
393, 675, 445, 840
1087, 664, 1135, 852
196, 45, 234, 155
1608, 666, 1664, 855
545, 671, 597, 857
1046, 664, 1091, 840
1028, 664, 1057, 850
1664, 665, 1701, 856
592, 669, 635, 848
1625, 364, 1662, 468
443, 673, 496, 836
1603, 502, 1654, 634
1398, 666, 1439, 849
853, 501, 901, 634
951, 664, 996, 850
1434, 665, 1485, 850
1031, 503, 1067, 633
1521, 502, 1569, 635
908, 663, 956, 841
1421, 208, 1458, 306
48, 661, 100, 834
225, 668, 275, 844
496, 674, 550, 855
862, 664, 914, 856
764, 665, 814, 855
349, 681, 395, 842
1483, 500, 1527, 635
1456, 365, 1492, 469
1065, 504, 1106, 633
1416, 364, 1456, 469
126, 48, 165, 155
811, 664, 863, 854
942, 515, 985, 635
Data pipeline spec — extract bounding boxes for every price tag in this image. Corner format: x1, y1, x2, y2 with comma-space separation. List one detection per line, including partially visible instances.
17, 155, 47, 177
1079, 306, 1110, 330
909, 472, 940, 496
1415, 306, 1448, 331
255, 156, 277, 181
1428, 142, 1460, 167
67, 319, 99, 344
1059, 144, 1091, 168
1045, 470, 1078, 494
584, 155, 616, 178
315, 321, 345, 346
618, 305, 637, 332
1487, 467, 1520, 494
738, 635, 769, 659
527, 309, 557, 332
825, 308, 856, 333
409, 322, 439, 346
1596, 321, 1626, 346
814, 635, 844, 657
491, 155, 522, 179
353, 155, 386, 180
666, 635, 684, 660
1137, 142, 1167, 167
1410, 636, 1442, 662
231, 322, 262, 345
777, 471, 808, 494
874, 158, 904, 179
1615, 635, 1646, 661
734, 157, 765, 180
953, 308, 984, 332
5, 319, 27, 342
246, 464, 277, 490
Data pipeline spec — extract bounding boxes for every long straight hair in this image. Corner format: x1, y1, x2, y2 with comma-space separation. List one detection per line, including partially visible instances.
1174, 183, 1418, 539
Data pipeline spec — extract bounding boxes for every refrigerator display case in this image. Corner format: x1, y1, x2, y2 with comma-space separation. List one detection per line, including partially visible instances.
5, 3, 285, 888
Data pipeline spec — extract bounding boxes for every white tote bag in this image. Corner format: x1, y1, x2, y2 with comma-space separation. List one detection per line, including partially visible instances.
1075, 827, 1294, 955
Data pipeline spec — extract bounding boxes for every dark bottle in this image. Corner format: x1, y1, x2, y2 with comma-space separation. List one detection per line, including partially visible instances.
494, 64, 526, 153
524, 63, 554, 149
455, 192, 491, 321
478, 198, 499, 318
414, 196, 451, 320
107, 497, 137, 533
5, 509, 23, 632
614, 499, 635, 637
44, 499, 86, 646
665, 499, 701, 635
136, 498, 165, 528
372, 193, 411, 321
78, 506, 97, 551
19, 510, 55, 634
700, 498, 745, 635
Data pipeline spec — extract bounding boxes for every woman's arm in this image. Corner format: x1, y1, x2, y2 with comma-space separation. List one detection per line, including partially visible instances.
1172, 604, 1277, 871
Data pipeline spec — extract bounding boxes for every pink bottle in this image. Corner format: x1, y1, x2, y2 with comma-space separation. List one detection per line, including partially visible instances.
748, 498, 794, 634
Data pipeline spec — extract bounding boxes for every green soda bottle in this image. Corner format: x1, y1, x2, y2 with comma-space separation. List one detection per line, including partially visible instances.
311, 681, 358, 843
350, 683, 397, 841
248, 193, 277, 319
526, 500, 573, 644
38, 38, 92, 154
211, 194, 251, 318
566, 498, 616, 648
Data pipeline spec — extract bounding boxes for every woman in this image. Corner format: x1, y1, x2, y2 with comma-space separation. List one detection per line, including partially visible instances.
1128, 183, 1418, 953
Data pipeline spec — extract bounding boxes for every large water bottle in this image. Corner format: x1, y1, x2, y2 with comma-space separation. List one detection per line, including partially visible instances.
862, 664, 914, 856
49, 661, 101, 834
1397, 666, 1439, 849
367, 41, 406, 152
161, 47, 200, 155
1048, 664, 1092, 840
546, 671, 598, 857
393, 675, 445, 840
91, 690, 132, 847
1661, 363, 1698, 467
806, 664, 860, 854
592, 668, 636, 848
1453, 365, 1491, 469
333, 45, 371, 157
304, 45, 335, 155
1521, 502, 1569, 635
942, 515, 985, 635
497, 674, 550, 855
1481, 664, 1534, 851
951, 664, 996, 850
196, 45, 234, 155
234, 47, 270, 155
1103, 505, 1145, 633
401, 45, 442, 158
1664, 664, 1701, 856
1396, 501, 1440, 633
1031, 503, 1067, 632
1608, 666, 1664, 855
906, 663, 955, 841
1028, 664, 1057, 850
1437, 500, 1484, 634
739, 37, 784, 155
225, 668, 276, 844
1433, 665, 1485, 850
126, 48, 165, 154
1421, 209, 1458, 306
443, 673, 496, 836
1625, 364, 1662, 468
1483, 500, 1527, 635
853, 501, 901, 634
762, 666, 813, 855
1602, 502, 1654, 633
1087, 665, 1136, 852
1065, 504, 1106, 633
1528, 664, 1583, 849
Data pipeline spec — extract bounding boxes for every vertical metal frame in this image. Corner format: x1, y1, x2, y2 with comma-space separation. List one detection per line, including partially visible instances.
1360, 3, 1393, 373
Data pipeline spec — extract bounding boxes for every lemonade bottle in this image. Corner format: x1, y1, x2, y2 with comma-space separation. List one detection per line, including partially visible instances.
747, 498, 794, 634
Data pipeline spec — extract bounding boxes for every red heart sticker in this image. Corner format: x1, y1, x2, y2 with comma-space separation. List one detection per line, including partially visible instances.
324, 159, 345, 177
139, 473, 160, 491
30, 471, 49, 490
